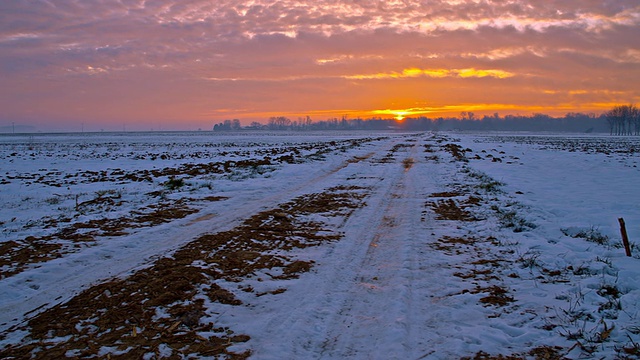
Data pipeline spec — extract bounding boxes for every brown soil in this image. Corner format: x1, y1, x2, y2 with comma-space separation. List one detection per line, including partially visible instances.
429, 191, 463, 198
0, 199, 219, 280
427, 198, 478, 221
473, 285, 515, 307
0, 186, 368, 359
461, 345, 566, 360
402, 157, 415, 170
443, 143, 470, 162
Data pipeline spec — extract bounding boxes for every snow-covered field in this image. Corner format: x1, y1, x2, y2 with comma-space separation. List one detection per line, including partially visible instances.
0, 131, 639, 359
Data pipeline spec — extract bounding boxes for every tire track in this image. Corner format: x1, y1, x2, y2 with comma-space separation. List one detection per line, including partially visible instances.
233, 136, 441, 359
316, 140, 429, 358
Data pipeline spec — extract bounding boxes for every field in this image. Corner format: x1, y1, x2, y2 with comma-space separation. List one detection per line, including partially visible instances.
0, 131, 639, 359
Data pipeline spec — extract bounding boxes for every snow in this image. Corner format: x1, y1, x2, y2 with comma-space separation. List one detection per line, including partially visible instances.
0, 131, 639, 359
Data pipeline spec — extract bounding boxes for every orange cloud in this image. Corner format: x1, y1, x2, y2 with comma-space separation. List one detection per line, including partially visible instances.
1, 0, 638, 129
346, 67, 514, 80
369, 102, 624, 119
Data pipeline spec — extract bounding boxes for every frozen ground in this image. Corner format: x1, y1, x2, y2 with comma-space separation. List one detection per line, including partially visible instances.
0, 131, 639, 359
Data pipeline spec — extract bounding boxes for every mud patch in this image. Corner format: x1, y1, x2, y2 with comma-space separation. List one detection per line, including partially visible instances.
402, 157, 415, 171
430, 236, 477, 254
429, 191, 462, 198
0, 187, 368, 359
427, 199, 478, 221
0, 199, 213, 279
473, 285, 515, 307
442, 143, 470, 162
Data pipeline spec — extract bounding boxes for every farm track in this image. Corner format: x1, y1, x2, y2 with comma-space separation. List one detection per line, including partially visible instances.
243, 139, 425, 358
316, 141, 427, 357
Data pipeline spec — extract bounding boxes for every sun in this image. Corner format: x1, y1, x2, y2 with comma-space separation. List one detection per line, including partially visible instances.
371, 108, 426, 121
393, 111, 409, 121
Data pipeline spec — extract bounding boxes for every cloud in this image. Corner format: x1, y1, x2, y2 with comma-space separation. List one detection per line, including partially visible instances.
0, 1, 638, 127
346, 67, 515, 80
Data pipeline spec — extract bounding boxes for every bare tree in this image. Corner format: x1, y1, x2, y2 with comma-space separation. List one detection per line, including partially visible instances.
460, 111, 475, 121
607, 104, 639, 136
605, 110, 617, 135
607, 105, 626, 135
247, 121, 263, 130
268, 116, 291, 130
632, 105, 640, 135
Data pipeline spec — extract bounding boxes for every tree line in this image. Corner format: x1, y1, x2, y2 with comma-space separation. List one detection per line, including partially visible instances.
213, 105, 639, 135
605, 104, 640, 135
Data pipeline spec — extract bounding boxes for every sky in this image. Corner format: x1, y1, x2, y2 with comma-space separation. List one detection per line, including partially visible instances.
1, 1, 639, 131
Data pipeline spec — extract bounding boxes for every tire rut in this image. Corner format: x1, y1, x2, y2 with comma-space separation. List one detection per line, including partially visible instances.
234, 136, 435, 359
225, 138, 414, 359
316, 140, 430, 358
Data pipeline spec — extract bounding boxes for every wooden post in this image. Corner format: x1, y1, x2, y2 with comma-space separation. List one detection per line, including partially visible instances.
618, 218, 632, 257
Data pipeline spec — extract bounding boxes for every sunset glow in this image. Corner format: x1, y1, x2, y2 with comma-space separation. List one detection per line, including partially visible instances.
0, 1, 638, 131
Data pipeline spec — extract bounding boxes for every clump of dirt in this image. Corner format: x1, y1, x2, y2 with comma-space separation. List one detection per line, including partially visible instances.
431, 236, 477, 254
442, 143, 470, 162
461, 345, 565, 360
427, 199, 478, 221
0, 187, 368, 359
402, 157, 415, 170
461, 351, 523, 360
376, 143, 413, 163
346, 153, 374, 164
390, 143, 413, 152
429, 191, 463, 198
527, 346, 566, 360
279, 260, 314, 279
473, 285, 515, 307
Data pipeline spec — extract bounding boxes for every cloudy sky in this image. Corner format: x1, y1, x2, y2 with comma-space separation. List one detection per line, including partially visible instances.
1, 1, 639, 131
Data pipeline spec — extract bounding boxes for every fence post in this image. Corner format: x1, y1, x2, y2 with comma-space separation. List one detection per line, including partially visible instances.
618, 218, 632, 257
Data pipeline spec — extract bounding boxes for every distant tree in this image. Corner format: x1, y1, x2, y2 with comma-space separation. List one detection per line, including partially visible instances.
625, 105, 635, 135
605, 111, 617, 135
606, 104, 638, 135
627, 104, 640, 135
268, 116, 291, 130
460, 111, 475, 121
245, 110, 611, 133
634, 106, 640, 135
213, 119, 238, 131
340, 115, 349, 129
245, 121, 263, 130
